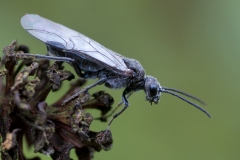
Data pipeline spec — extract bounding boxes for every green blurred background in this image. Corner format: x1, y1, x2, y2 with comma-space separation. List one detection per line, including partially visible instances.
0, 0, 239, 159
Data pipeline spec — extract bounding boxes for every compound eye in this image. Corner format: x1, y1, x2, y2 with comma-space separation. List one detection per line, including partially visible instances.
150, 84, 158, 96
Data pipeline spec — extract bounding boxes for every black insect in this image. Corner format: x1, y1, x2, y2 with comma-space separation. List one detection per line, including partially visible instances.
21, 14, 211, 126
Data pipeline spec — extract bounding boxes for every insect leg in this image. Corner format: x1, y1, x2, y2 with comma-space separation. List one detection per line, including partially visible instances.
122, 87, 132, 106
94, 92, 133, 121
107, 88, 132, 127
62, 77, 107, 105
20, 53, 75, 63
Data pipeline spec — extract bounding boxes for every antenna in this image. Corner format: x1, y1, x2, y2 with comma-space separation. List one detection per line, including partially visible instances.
161, 87, 211, 118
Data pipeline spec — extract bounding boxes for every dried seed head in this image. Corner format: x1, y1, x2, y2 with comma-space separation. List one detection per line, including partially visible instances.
0, 41, 115, 159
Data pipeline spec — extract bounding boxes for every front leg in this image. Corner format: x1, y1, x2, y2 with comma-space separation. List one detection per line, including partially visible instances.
122, 87, 132, 107
108, 87, 132, 127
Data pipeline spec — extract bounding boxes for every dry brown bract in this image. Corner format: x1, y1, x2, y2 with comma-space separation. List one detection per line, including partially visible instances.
0, 40, 114, 160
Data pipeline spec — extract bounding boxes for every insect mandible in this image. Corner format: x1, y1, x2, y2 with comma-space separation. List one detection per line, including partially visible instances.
21, 14, 211, 126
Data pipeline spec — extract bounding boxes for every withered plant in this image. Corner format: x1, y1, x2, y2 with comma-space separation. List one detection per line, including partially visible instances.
0, 41, 114, 160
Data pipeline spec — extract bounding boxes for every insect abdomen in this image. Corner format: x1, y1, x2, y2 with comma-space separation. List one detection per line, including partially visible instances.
46, 42, 103, 72
75, 58, 104, 72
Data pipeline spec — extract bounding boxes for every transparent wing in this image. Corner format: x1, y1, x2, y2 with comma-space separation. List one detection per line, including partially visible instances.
21, 14, 127, 72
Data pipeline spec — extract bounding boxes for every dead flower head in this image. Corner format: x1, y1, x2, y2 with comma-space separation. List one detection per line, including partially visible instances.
0, 40, 114, 160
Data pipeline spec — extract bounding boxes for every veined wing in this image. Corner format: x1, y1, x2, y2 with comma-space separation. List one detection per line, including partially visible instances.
21, 14, 127, 72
